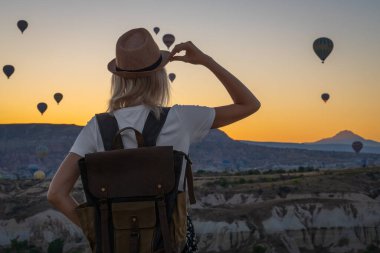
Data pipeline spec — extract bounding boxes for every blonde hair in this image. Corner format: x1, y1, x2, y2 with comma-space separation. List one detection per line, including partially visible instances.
107, 68, 170, 119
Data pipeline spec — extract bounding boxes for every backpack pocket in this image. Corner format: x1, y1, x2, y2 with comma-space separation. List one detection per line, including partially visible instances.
75, 203, 96, 252
112, 201, 156, 253
171, 192, 187, 251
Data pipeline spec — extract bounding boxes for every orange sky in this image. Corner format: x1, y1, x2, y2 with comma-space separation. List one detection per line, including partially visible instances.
1, 1, 380, 142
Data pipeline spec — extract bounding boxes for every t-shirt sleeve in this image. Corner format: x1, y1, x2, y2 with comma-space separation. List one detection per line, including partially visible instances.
174, 105, 215, 143
69, 116, 98, 157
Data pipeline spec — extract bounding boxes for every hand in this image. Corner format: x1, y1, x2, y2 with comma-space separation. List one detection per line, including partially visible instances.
169, 41, 209, 65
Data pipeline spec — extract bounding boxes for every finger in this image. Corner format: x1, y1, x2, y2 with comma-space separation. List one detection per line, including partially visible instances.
186, 41, 195, 48
169, 44, 183, 55
169, 43, 188, 58
170, 55, 191, 63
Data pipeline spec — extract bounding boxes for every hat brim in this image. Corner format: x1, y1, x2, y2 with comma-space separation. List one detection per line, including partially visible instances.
107, 50, 170, 78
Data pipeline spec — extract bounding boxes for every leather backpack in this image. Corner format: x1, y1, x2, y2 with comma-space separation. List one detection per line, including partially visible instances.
75, 107, 196, 253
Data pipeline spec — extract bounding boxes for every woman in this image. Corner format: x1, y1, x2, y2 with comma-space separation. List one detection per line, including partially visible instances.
47, 28, 260, 251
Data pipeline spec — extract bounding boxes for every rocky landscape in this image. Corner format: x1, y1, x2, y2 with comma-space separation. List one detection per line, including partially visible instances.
1, 167, 379, 253
1, 124, 380, 252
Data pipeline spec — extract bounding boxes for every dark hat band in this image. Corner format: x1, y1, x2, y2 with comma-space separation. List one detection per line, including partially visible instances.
116, 55, 162, 72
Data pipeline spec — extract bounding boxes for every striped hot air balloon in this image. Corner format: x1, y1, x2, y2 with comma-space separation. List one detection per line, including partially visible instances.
163, 34, 175, 49
313, 37, 334, 63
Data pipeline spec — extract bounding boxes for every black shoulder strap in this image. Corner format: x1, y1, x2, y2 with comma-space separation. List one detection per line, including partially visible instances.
142, 107, 171, 147
96, 107, 171, 150
95, 113, 120, 151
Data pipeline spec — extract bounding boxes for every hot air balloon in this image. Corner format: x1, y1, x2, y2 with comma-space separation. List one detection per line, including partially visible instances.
163, 34, 175, 49
27, 164, 39, 174
313, 37, 334, 63
37, 103, 47, 115
33, 170, 46, 180
17, 20, 28, 34
168, 73, 176, 82
54, 93, 63, 104
3, 65, 15, 79
352, 141, 363, 154
36, 145, 49, 159
321, 93, 330, 103
153, 27, 160, 35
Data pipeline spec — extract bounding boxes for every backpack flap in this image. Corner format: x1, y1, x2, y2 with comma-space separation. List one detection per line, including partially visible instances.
84, 146, 175, 199
112, 201, 156, 229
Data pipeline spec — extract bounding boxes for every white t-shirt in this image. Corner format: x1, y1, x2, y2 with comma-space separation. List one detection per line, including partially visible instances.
69, 104, 215, 190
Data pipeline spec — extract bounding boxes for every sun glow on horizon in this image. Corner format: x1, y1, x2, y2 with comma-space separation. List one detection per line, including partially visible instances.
1, 1, 380, 143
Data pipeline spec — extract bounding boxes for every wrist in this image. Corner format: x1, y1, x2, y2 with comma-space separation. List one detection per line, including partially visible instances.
200, 54, 216, 68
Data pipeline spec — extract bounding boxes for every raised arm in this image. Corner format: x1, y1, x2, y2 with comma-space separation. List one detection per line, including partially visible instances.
169, 41, 260, 129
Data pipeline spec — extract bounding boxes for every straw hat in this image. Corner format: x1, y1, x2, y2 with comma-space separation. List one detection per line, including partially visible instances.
108, 28, 170, 78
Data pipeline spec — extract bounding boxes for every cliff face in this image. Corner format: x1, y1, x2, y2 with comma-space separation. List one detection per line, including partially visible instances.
191, 192, 380, 253
0, 209, 89, 253
1, 194, 379, 253
1, 168, 380, 253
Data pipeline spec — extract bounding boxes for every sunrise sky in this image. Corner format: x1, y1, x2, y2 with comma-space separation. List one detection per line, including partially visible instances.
1, 0, 379, 143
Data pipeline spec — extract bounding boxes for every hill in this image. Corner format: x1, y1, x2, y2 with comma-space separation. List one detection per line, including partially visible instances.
0, 124, 380, 179
190, 130, 380, 171
313, 130, 377, 145
242, 130, 380, 154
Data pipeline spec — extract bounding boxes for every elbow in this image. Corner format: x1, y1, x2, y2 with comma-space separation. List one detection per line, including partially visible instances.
248, 99, 261, 115
47, 190, 57, 205
47, 188, 62, 206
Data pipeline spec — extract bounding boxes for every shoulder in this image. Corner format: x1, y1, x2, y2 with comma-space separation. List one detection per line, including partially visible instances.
170, 104, 215, 142
171, 104, 215, 116
85, 115, 98, 128
69, 115, 99, 157
79, 115, 101, 138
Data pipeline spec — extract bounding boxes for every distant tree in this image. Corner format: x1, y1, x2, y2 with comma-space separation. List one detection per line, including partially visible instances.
248, 169, 261, 175
298, 166, 305, 172
364, 244, 380, 253
217, 178, 228, 188
252, 244, 267, 253
48, 238, 64, 253
4, 238, 41, 253
238, 178, 246, 184
337, 237, 349, 247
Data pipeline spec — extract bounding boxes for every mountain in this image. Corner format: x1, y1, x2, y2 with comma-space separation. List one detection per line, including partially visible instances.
190, 130, 380, 171
1, 124, 380, 179
312, 130, 380, 146
242, 130, 380, 154
0, 124, 82, 179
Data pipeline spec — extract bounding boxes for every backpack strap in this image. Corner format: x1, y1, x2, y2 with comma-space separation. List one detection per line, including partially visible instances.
185, 159, 196, 204
96, 107, 171, 150
95, 113, 123, 151
142, 107, 171, 147
178, 152, 196, 204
